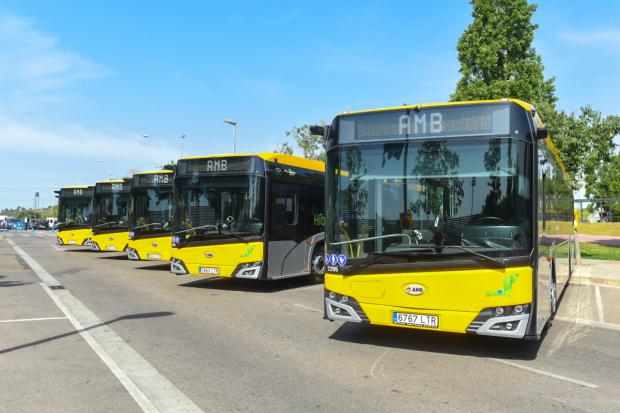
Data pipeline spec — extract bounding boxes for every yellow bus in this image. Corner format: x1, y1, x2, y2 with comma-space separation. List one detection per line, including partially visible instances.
56, 186, 94, 246
170, 153, 326, 282
318, 99, 574, 340
127, 170, 174, 261
90, 178, 132, 252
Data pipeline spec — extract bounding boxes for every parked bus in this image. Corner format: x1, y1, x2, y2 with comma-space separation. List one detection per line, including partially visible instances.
90, 179, 132, 252
170, 153, 325, 282
319, 99, 574, 340
127, 170, 175, 261
56, 186, 94, 246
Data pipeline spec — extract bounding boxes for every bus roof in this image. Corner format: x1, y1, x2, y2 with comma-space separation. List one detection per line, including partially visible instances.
338, 98, 533, 116
95, 179, 126, 184
181, 152, 324, 173
59, 185, 90, 190
132, 170, 174, 175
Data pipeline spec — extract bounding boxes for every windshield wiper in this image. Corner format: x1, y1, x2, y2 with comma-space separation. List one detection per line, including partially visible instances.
440, 245, 508, 267
175, 224, 218, 235
132, 222, 163, 230
94, 221, 121, 228
222, 227, 250, 243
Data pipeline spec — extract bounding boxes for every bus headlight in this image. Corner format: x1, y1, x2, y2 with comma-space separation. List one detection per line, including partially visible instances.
232, 262, 263, 279
466, 304, 531, 338
324, 289, 368, 323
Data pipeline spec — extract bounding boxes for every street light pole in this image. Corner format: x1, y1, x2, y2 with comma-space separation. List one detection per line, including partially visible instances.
180, 134, 186, 158
224, 119, 237, 153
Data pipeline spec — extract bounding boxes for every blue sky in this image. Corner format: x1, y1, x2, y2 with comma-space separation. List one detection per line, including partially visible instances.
1, 0, 620, 209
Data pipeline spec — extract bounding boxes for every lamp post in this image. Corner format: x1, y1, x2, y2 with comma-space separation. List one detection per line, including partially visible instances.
96, 160, 111, 180
179, 134, 186, 158
224, 119, 237, 153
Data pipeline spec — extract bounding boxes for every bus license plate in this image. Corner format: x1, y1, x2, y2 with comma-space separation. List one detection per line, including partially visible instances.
199, 267, 220, 275
68, 240, 76, 244
147, 253, 162, 260
392, 312, 438, 328
105, 246, 117, 251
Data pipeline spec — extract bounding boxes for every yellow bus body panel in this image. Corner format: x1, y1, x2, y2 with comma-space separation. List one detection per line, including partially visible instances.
91, 231, 129, 253
172, 242, 264, 277
57, 228, 92, 246
128, 235, 172, 261
325, 266, 532, 334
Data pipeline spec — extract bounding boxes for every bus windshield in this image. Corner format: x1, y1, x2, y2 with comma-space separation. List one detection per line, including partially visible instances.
131, 188, 172, 235
94, 193, 129, 232
326, 137, 533, 266
174, 175, 264, 243
58, 197, 92, 229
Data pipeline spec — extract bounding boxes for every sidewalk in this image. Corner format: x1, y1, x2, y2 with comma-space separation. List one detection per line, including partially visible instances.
550, 234, 620, 246
573, 259, 620, 286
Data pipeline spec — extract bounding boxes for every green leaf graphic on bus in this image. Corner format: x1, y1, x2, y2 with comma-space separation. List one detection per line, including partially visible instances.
486, 274, 519, 297
241, 245, 255, 258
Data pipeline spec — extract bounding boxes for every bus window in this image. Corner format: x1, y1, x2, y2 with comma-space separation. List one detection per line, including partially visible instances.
270, 182, 300, 240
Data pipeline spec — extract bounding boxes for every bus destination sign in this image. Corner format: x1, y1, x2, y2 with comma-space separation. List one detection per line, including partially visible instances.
338, 103, 511, 143
178, 157, 257, 175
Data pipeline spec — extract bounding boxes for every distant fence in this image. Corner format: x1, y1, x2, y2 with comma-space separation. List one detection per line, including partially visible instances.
573, 198, 620, 223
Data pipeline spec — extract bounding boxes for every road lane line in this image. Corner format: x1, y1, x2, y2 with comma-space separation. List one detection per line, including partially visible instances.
489, 358, 598, 389
0, 316, 68, 323
594, 286, 604, 322
293, 303, 322, 313
52, 245, 63, 251
8, 238, 205, 413
554, 316, 620, 332
369, 350, 389, 377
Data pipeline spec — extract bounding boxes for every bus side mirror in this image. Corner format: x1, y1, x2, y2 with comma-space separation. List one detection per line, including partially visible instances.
536, 128, 548, 140
309, 125, 325, 137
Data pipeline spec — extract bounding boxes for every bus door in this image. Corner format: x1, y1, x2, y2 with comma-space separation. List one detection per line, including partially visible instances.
267, 180, 307, 277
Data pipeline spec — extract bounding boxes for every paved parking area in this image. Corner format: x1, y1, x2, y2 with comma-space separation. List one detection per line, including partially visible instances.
1, 231, 620, 412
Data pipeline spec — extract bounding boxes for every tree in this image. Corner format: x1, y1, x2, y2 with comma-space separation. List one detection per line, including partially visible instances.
452, 0, 620, 197
275, 142, 294, 155
452, 0, 556, 110
547, 106, 620, 190
276, 124, 326, 161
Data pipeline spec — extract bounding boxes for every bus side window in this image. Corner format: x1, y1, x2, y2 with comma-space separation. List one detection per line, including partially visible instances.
270, 182, 300, 239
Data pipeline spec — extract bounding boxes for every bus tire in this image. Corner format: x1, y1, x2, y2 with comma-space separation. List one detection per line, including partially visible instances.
306, 245, 325, 284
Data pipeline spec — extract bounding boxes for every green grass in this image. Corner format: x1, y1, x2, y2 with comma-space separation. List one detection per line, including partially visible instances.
578, 243, 620, 261
557, 221, 620, 236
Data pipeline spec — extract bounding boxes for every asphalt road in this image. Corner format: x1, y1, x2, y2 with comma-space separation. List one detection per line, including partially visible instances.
1, 231, 619, 412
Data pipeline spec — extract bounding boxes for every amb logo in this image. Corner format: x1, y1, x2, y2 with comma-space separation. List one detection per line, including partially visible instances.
404, 284, 425, 296
486, 274, 519, 297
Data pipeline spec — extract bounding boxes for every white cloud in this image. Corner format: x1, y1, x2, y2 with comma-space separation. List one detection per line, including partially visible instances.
558, 28, 620, 47
0, 14, 109, 104
0, 116, 176, 163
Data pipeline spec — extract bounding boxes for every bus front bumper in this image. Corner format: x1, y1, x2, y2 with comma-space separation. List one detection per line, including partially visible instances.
324, 289, 531, 339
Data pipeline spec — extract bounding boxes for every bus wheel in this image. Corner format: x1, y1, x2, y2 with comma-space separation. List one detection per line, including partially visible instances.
306, 248, 325, 284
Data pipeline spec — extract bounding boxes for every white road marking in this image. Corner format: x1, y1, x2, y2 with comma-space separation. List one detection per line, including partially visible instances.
7, 238, 205, 413
0, 316, 68, 323
571, 281, 620, 290
594, 286, 604, 322
293, 303, 322, 313
489, 358, 598, 389
555, 316, 620, 332
53, 245, 63, 251
369, 350, 389, 378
